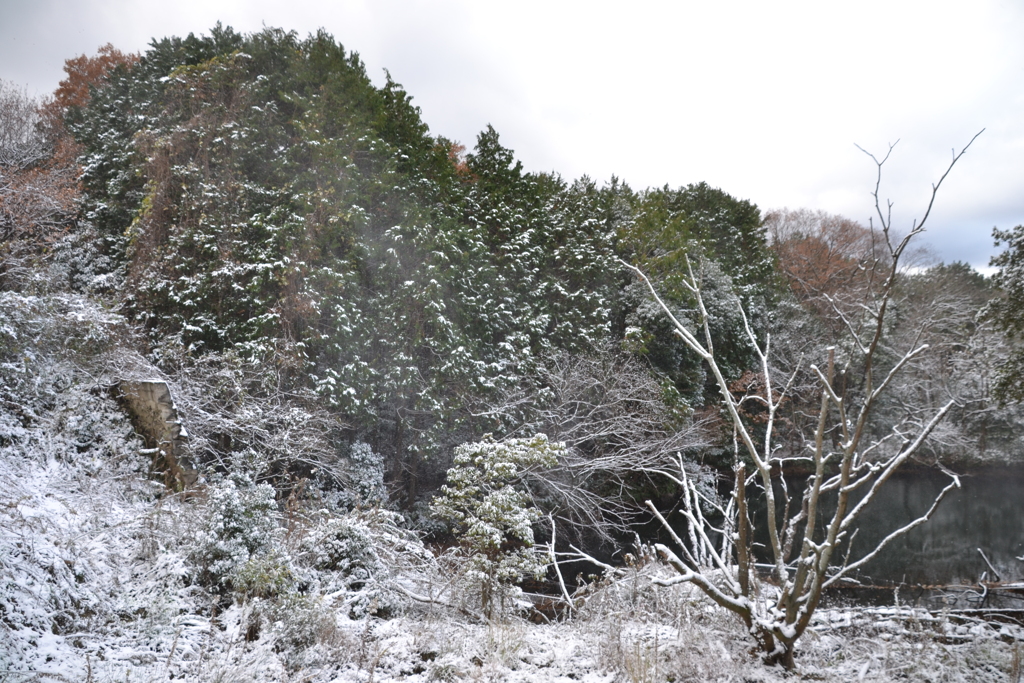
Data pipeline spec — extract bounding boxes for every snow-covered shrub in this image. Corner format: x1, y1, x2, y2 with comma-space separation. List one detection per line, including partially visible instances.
0, 363, 143, 467
256, 594, 358, 671
0, 398, 199, 679
232, 552, 295, 600
296, 509, 411, 618
191, 475, 281, 593
347, 440, 386, 505
431, 434, 563, 619
303, 517, 384, 578
0, 293, 151, 479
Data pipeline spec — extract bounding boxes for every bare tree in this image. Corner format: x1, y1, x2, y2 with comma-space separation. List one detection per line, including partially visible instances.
625, 132, 982, 670
0, 81, 49, 170
0, 81, 80, 290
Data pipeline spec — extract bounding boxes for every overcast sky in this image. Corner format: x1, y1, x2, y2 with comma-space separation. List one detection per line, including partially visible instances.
2, 0, 1022, 269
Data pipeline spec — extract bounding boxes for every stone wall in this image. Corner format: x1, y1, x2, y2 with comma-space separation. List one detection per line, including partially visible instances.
114, 379, 197, 490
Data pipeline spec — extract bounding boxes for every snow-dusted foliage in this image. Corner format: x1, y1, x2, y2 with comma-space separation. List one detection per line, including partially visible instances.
0, 436, 441, 679
431, 434, 563, 619
0, 340, 436, 677
345, 440, 386, 505
989, 223, 1024, 402
294, 509, 421, 619
301, 516, 382, 578
0, 271, 433, 678
190, 474, 280, 592
0, 292, 139, 456
0, 429, 186, 676
0, 83, 82, 293
0, 300, 190, 675
2, 427, 1019, 683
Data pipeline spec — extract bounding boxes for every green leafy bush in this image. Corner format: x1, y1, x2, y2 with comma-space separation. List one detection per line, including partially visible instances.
231, 552, 295, 600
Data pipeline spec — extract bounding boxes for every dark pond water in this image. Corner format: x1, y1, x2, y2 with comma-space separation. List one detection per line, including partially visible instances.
642, 466, 1024, 609
840, 467, 1024, 586
744, 467, 1024, 587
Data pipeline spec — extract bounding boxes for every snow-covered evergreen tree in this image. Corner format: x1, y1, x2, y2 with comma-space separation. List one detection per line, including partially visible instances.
431, 434, 564, 619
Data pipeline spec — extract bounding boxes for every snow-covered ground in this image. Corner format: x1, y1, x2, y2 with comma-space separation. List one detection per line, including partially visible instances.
1, 437, 1020, 682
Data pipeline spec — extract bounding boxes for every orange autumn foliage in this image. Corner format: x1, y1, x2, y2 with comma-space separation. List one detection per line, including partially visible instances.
765, 208, 885, 303
51, 43, 139, 113
764, 208, 892, 342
